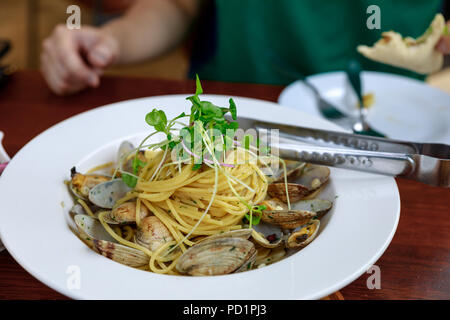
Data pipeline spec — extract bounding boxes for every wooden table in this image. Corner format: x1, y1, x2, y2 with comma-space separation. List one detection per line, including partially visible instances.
0, 71, 449, 300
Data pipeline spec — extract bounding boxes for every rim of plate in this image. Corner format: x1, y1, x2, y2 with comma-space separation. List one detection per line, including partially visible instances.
278, 70, 450, 144
0, 94, 400, 300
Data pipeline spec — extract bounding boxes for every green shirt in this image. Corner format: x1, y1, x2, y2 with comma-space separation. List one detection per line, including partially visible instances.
191, 0, 442, 85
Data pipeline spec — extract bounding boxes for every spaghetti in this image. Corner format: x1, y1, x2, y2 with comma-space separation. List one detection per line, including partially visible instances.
101, 148, 268, 274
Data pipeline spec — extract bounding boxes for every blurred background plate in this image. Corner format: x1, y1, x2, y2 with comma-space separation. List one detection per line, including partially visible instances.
278, 71, 450, 143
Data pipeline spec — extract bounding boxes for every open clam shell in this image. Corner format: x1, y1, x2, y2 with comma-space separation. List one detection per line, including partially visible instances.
69, 169, 110, 200
251, 223, 284, 248
267, 164, 330, 202
92, 239, 149, 267
69, 203, 87, 216
291, 199, 333, 219
234, 249, 257, 273
74, 214, 115, 245
261, 198, 332, 229
135, 216, 174, 252
267, 183, 310, 203
176, 237, 256, 276
262, 159, 306, 183
198, 229, 253, 244
296, 164, 330, 191
117, 141, 135, 173
106, 202, 150, 224
261, 198, 315, 229
74, 214, 148, 267
88, 178, 132, 209
286, 219, 320, 249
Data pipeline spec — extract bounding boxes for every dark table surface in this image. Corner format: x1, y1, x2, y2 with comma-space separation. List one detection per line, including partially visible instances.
0, 71, 449, 300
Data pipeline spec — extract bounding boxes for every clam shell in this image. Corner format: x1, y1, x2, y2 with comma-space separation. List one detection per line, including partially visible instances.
262, 160, 306, 183
92, 239, 149, 267
286, 219, 320, 249
295, 164, 330, 192
251, 223, 283, 248
267, 164, 330, 201
74, 214, 115, 246
74, 214, 148, 267
267, 183, 310, 203
291, 199, 333, 219
107, 201, 150, 224
117, 141, 135, 173
198, 229, 253, 244
261, 198, 331, 229
234, 249, 257, 273
135, 216, 173, 252
88, 178, 132, 209
176, 237, 256, 276
70, 171, 110, 200
70, 203, 87, 216
261, 209, 315, 230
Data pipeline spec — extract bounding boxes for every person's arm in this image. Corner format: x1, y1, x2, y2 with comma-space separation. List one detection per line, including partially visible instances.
41, 0, 200, 95
102, 0, 200, 64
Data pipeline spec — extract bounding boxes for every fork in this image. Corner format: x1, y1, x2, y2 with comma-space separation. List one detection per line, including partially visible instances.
267, 54, 349, 121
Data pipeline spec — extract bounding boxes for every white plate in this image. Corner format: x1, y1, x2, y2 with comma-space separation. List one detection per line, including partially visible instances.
0, 131, 9, 252
0, 95, 400, 299
279, 71, 450, 143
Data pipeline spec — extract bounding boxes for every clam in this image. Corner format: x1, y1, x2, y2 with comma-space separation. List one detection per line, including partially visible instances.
286, 219, 320, 249
88, 178, 132, 209
104, 202, 150, 224
296, 164, 330, 190
266, 246, 286, 264
135, 216, 174, 252
234, 249, 257, 273
176, 237, 256, 276
261, 159, 306, 183
69, 167, 110, 200
254, 246, 272, 266
267, 164, 330, 202
261, 198, 332, 229
198, 229, 253, 243
74, 214, 148, 267
267, 183, 309, 203
117, 141, 135, 173
289, 199, 333, 219
261, 198, 315, 229
251, 222, 284, 248
69, 203, 87, 216
118, 141, 147, 174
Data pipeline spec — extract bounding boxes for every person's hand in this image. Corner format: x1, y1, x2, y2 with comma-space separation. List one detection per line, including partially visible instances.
436, 21, 450, 54
41, 25, 119, 95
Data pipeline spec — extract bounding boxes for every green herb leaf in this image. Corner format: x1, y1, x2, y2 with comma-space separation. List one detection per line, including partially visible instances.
132, 157, 147, 174
195, 74, 203, 95
122, 173, 137, 188
145, 109, 168, 133
229, 98, 237, 120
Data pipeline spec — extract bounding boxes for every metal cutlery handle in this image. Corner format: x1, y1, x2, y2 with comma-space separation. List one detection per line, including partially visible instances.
254, 121, 449, 158
276, 142, 416, 178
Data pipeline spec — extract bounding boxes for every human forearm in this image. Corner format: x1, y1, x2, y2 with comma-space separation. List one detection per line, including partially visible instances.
101, 0, 200, 64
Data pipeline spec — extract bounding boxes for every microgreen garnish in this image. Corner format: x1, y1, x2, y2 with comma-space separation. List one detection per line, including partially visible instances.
244, 204, 267, 227
132, 158, 146, 174
122, 172, 137, 188
119, 75, 272, 249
